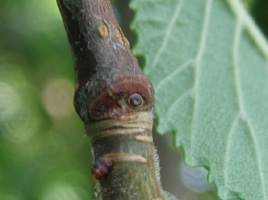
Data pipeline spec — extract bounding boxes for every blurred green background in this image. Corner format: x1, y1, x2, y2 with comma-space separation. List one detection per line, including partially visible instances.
0, 0, 267, 200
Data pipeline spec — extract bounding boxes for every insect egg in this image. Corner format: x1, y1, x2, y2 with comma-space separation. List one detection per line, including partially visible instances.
128, 93, 143, 107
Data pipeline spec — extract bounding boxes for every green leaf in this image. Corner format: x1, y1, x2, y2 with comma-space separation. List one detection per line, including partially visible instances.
130, 0, 268, 199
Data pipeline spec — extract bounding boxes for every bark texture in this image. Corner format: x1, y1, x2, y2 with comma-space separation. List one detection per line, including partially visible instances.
57, 0, 164, 199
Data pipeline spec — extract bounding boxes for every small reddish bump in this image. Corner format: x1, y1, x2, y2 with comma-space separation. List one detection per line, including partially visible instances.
91, 157, 113, 181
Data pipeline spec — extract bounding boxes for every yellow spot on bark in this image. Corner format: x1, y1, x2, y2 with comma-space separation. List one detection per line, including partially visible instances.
115, 26, 127, 46
96, 20, 109, 40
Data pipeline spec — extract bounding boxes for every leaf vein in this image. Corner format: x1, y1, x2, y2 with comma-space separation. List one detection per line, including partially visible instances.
223, 113, 239, 191
190, 0, 213, 156
227, 0, 268, 59
233, 18, 266, 199
166, 89, 193, 118
155, 59, 194, 90
150, 0, 184, 72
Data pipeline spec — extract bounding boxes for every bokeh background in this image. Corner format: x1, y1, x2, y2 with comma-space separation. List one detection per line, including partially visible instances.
0, 0, 267, 200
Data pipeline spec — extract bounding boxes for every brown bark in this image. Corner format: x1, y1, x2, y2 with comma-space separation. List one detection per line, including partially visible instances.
57, 0, 164, 199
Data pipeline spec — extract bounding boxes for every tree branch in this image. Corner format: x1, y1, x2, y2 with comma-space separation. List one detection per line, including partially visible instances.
57, 0, 164, 199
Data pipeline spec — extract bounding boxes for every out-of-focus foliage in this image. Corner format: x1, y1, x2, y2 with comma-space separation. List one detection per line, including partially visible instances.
0, 1, 93, 199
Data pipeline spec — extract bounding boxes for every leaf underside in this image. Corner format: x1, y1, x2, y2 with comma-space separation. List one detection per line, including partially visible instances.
131, 0, 268, 199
